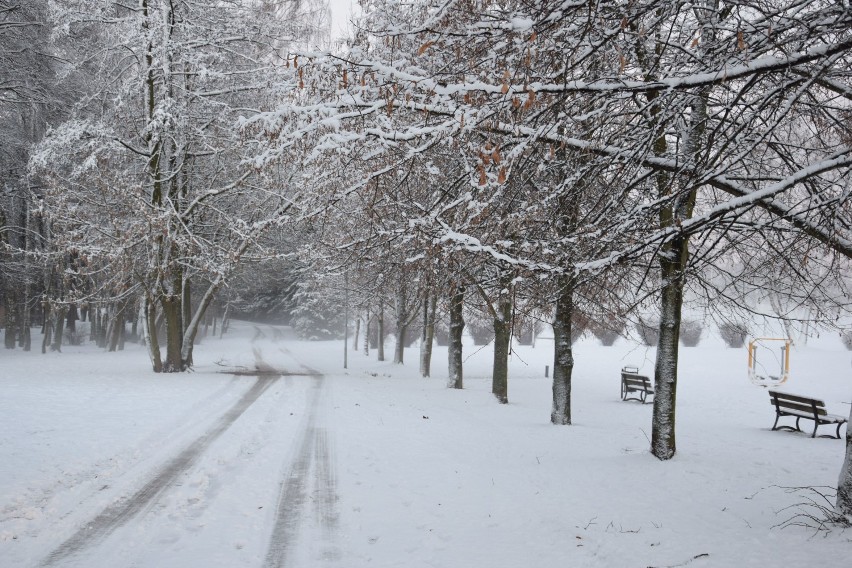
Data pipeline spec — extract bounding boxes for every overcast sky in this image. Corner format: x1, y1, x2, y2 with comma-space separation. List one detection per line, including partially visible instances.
328, 0, 359, 40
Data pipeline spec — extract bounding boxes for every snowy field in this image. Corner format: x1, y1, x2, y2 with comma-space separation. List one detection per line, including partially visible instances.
1, 321, 850, 568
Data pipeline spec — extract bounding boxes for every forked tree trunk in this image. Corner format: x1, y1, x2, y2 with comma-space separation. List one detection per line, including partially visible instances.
551, 276, 574, 425
447, 284, 464, 389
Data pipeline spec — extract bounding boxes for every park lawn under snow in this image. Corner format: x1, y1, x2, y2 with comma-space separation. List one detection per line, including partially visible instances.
0, 320, 850, 568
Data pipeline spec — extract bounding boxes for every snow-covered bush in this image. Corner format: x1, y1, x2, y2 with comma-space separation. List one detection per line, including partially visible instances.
840, 330, 852, 351
468, 323, 493, 346
636, 320, 659, 347
720, 322, 748, 348
590, 320, 623, 346
680, 320, 703, 347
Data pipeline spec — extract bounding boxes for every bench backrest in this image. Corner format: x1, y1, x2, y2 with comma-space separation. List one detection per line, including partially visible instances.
768, 390, 827, 416
622, 372, 652, 388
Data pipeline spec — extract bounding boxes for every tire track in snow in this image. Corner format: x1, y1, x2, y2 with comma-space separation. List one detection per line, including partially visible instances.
314, 426, 340, 561
41, 375, 278, 567
265, 375, 338, 567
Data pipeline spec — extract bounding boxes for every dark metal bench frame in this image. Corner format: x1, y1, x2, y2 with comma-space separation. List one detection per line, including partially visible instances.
621, 367, 654, 404
768, 390, 847, 439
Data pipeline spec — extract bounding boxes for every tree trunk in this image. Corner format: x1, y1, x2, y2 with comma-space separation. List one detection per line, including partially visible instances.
181, 279, 225, 368
162, 296, 183, 371
551, 277, 574, 425
97, 309, 108, 348
377, 302, 385, 361
4, 288, 18, 349
393, 285, 406, 364
220, 301, 230, 338
51, 305, 66, 352
89, 305, 98, 342
492, 276, 512, 404
363, 311, 370, 356
420, 294, 436, 377
182, 276, 192, 336
393, 324, 406, 364
353, 316, 360, 351
838, 403, 852, 522
41, 304, 52, 354
145, 296, 163, 373
131, 306, 139, 341
66, 303, 78, 334
448, 284, 464, 389
118, 311, 126, 351
651, 236, 687, 460
108, 304, 125, 352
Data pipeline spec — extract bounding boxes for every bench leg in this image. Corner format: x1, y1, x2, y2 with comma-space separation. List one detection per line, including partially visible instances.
795, 417, 801, 433
836, 423, 843, 440
811, 422, 818, 438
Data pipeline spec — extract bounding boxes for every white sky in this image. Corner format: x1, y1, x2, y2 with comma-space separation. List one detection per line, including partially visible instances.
328, 0, 359, 40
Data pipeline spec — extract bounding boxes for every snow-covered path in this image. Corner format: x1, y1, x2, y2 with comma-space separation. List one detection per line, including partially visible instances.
1, 325, 346, 568
2, 321, 851, 567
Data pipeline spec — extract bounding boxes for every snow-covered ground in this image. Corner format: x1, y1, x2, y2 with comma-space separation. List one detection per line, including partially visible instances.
1, 321, 850, 567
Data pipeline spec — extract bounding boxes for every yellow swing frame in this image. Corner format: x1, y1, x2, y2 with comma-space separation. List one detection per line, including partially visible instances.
748, 337, 792, 386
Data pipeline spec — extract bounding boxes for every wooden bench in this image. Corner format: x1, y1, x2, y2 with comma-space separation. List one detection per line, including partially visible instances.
768, 390, 848, 439
621, 367, 654, 404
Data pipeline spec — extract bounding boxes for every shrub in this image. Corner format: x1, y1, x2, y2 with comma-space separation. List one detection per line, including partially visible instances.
680, 320, 703, 347
841, 330, 852, 351
468, 323, 493, 346
719, 322, 748, 348
589, 319, 623, 346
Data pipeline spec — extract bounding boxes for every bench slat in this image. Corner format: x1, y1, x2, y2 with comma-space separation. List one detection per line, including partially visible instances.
769, 399, 827, 416
768, 391, 826, 406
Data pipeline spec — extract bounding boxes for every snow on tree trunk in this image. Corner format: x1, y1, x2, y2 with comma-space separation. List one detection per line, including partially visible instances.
447, 284, 464, 389
838, 402, 852, 522
353, 316, 360, 351
551, 276, 574, 425
651, 237, 687, 460
363, 311, 370, 356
